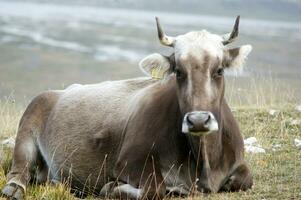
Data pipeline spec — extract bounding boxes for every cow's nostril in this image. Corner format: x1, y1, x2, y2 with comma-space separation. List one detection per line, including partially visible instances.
186, 115, 194, 127
204, 114, 211, 124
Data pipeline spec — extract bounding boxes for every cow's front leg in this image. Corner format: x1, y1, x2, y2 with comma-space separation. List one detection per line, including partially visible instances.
220, 163, 253, 192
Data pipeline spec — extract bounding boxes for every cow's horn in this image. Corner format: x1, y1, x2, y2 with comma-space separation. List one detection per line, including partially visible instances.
222, 15, 240, 45
155, 17, 175, 47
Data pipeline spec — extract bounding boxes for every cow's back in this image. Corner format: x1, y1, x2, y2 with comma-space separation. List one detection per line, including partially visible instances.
37, 77, 156, 191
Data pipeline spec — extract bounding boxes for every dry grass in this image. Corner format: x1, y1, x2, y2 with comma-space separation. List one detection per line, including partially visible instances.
0, 86, 301, 199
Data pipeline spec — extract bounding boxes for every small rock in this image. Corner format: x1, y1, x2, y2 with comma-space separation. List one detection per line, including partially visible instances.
295, 105, 301, 112
1, 137, 15, 149
245, 145, 266, 153
244, 137, 266, 153
244, 137, 257, 146
268, 109, 279, 116
272, 144, 281, 148
295, 138, 301, 149
271, 144, 281, 151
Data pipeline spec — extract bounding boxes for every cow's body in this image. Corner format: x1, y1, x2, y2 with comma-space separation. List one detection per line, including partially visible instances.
2, 17, 253, 200
40, 77, 195, 194
2, 76, 248, 198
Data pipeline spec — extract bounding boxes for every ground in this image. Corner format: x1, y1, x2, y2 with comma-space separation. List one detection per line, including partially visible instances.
0, 101, 300, 199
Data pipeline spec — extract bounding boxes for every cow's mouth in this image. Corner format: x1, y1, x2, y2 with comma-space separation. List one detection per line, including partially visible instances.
182, 111, 218, 136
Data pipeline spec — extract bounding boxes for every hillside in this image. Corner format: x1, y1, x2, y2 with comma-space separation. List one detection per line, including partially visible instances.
7, 0, 301, 21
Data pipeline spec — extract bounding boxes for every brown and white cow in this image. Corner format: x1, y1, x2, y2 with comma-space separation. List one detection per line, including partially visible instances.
1, 16, 252, 200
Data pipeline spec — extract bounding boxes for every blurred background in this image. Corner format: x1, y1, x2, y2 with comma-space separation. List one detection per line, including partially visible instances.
0, 0, 300, 107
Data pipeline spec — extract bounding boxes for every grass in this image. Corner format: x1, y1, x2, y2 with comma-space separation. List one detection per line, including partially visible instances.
0, 95, 301, 199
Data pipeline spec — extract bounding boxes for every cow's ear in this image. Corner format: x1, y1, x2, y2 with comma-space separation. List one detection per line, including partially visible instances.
223, 45, 252, 71
139, 53, 172, 79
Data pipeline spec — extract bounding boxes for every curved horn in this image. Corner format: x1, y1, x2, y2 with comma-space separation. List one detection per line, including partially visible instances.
155, 17, 175, 47
222, 15, 240, 45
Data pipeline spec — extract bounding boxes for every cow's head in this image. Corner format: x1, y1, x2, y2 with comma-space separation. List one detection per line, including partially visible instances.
139, 16, 252, 136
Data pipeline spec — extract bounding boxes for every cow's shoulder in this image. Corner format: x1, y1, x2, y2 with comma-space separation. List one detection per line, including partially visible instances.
129, 76, 177, 109
122, 76, 179, 141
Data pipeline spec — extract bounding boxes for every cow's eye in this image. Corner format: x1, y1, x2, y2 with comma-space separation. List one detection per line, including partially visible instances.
216, 68, 224, 76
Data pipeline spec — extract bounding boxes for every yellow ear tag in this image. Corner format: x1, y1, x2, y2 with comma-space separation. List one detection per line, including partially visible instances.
151, 67, 164, 79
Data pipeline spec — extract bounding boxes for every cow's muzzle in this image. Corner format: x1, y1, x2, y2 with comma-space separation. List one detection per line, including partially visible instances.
182, 111, 218, 136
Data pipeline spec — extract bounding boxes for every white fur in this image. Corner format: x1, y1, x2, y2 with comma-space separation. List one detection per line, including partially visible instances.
175, 30, 224, 60
113, 184, 142, 199
229, 45, 252, 71
65, 83, 82, 90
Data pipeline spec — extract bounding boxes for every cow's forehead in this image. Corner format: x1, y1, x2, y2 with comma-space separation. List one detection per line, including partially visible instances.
174, 30, 224, 61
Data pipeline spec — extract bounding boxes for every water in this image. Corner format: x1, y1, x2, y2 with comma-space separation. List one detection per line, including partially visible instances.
0, 1, 300, 101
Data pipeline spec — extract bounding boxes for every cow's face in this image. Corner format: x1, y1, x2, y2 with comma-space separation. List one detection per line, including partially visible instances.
140, 17, 252, 136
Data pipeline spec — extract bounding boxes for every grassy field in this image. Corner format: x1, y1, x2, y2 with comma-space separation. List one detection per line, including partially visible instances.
0, 97, 301, 199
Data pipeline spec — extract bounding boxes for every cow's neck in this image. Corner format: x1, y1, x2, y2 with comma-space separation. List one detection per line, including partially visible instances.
186, 111, 223, 191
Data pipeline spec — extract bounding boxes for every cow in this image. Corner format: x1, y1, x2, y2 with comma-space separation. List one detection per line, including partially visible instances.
1, 16, 253, 200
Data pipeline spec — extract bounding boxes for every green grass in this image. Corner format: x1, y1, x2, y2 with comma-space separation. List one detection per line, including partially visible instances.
0, 100, 301, 199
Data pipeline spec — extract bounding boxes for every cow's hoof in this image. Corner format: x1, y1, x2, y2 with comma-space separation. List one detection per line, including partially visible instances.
1, 183, 25, 200
220, 175, 235, 191
50, 179, 61, 186
197, 181, 213, 193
